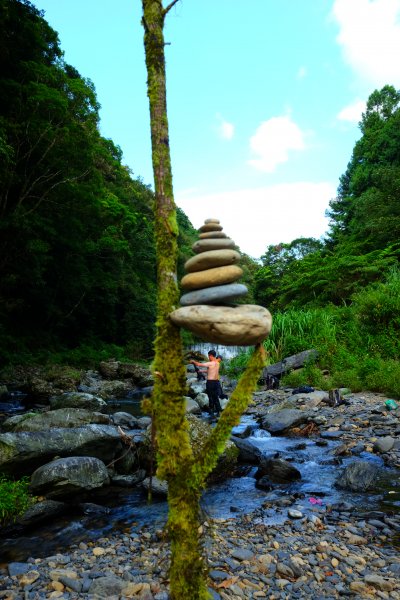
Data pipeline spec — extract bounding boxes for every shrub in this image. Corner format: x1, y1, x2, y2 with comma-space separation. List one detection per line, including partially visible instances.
0, 476, 36, 526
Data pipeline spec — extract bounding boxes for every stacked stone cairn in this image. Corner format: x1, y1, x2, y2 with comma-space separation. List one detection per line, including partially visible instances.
170, 218, 272, 345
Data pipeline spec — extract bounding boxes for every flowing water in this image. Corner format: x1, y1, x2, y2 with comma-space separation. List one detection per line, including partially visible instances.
1, 411, 398, 565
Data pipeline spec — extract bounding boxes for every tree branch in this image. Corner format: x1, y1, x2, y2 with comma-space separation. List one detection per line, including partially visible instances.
163, 0, 180, 16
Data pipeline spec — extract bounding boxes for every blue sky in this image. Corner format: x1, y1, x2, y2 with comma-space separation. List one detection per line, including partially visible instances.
34, 0, 400, 258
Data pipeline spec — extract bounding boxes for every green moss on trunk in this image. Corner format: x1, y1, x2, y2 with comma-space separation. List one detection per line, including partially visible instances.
141, 3, 267, 598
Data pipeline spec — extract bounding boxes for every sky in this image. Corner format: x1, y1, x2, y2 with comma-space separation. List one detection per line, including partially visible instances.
33, 0, 400, 259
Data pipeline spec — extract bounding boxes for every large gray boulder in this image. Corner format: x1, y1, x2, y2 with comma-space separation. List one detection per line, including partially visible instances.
30, 456, 109, 498
0, 424, 124, 477
3, 408, 110, 432
99, 360, 154, 387
49, 392, 107, 411
335, 460, 380, 492
231, 436, 263, 463
256, 458, 301, 483
185, 397, 202, 414
261, 409, 311, 433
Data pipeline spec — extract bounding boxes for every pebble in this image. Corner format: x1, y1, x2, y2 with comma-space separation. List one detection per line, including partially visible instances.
2, 507, 399, 600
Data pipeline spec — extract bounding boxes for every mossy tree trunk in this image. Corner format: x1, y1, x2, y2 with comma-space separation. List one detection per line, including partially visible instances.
141, 2, 266, 598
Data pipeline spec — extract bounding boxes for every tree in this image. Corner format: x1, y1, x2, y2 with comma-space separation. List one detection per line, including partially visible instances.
141, 2, 265, 597
0, 0, 162, 358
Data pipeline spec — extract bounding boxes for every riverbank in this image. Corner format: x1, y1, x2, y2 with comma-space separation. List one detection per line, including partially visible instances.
0, 500, 399, 599
1, 387, 400, 599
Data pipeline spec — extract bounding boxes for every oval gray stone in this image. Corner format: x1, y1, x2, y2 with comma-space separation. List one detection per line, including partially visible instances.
185, 249, 241, 273
199, 223, 223, 233
181, 265, 243, 290
169, 304, 272, 345
192, 238, 236, 253
180, 283, 248, 306
204, 218, 220, 224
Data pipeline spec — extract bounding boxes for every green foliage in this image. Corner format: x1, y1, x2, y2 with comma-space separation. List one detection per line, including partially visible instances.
0, 475, 36, 526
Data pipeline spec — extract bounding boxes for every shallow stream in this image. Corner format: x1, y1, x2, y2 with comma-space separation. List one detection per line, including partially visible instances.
0, 404, 399, 565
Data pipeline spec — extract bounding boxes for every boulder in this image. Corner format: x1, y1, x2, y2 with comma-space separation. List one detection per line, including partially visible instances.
49, 392, 107, 411
141, 476, 168, 497
194, 392, 209, 410
373, 436, 395, 453
18, 499, 68, 527
289, 390, 329, 409
261, 409, 311, 434
170, 304, 272, 345
99, 359, 120, 379
0, 424, 125, 476
30, 456, 110, 498
335, 460, 380, 492
185, 397, 202, 414
118, 363, 154, 387
110, 412, 139, 429
256, 458, 301, 483
5, 408, 110, 432
231, 436, 262, 464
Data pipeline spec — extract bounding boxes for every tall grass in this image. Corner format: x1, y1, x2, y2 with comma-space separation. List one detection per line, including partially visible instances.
226, 270, 400, 397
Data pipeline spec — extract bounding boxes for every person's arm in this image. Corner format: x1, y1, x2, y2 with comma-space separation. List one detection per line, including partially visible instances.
190, 360, 211, 367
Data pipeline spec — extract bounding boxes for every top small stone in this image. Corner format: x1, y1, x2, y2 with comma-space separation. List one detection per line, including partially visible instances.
204, 218, 220, 224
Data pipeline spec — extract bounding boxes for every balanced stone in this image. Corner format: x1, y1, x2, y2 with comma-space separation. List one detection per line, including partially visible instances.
169, 304, 272, 345
192, 238, 235, 253
185, 249, 241, 273
204, 218, 220, 224
180, 283, 248, 306
199, 223, 223, 233
199, 231, 228, 239
181, 265, 243, 290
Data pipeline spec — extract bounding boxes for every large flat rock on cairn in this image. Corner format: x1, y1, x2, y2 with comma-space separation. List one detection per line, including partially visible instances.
170, 304, 272, 345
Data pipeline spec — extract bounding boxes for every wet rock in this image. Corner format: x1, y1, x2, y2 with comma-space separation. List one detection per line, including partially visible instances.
335, 460, 379, 492
256, 458, 301, 483
261, 409, 311, 433
5, 408, 110, 432
231, 435, 263, 463
49, 392, 107, 412
185, 397, 201, 414
0, 424, 124, 476
170, 304, 272, 345
110, 412, 139, 429
374, 436, 395, 453
30, 456, 110, 498
18, 500, 68, 526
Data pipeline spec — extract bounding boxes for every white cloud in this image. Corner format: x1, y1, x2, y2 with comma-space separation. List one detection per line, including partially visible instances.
216, 115, 234, 140
337, 99, 366, 122
297, 66, 307, 79
176, 181, 335, 259
332, 0, 400, 87
248, 116, 306, 173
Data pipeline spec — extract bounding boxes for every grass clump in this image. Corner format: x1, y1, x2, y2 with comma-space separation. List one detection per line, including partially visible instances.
0, 476, 37, 526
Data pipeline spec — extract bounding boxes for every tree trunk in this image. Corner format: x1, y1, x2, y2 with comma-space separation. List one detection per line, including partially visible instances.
141, 2, 266, 598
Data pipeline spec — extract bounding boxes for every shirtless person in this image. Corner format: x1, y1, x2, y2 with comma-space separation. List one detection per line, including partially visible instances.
191, 349, 222, 417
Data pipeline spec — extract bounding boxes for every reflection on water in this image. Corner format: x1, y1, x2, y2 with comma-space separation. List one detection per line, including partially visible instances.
0, 415, 397, 564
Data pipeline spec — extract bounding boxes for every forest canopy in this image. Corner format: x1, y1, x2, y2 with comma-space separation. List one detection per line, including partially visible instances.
0, 0, 196, 362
